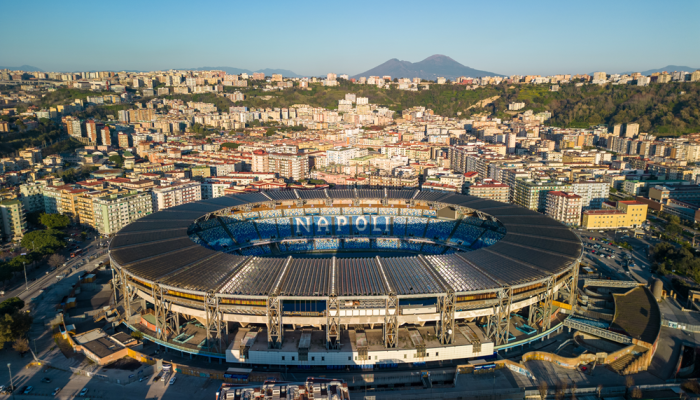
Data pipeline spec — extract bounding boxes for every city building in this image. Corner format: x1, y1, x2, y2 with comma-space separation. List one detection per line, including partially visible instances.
0, 199, 26, 242
581, 200, 647, 230
151, 181, 202, 211
19, 181, 47, 213
464, 179, 510, 203
93, 190, 153, 235
545, 191, 582, 227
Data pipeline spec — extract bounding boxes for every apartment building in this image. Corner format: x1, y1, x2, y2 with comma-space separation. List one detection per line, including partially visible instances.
93, 191, 153, 235
513, 179, 571, 213
19, 181, 46, 213
63, 116, 83, 138
259, 153, 309, 182
151, 181, 202, 211
0, 199, 26, 242
581, 200, 647, 230
464, 179, 510, 203
202, 180, 232, 199
570, 181, 609, 210
545, 191, 582, 227
76, 190, 111, 230
327, 147, 358, 166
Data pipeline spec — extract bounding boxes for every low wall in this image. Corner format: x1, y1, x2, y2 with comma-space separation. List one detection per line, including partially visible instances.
521, 351, 597, 370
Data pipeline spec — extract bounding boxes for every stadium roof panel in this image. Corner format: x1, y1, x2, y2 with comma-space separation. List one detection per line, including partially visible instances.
126, 246, 217, 282
458, 251, 547, 285
111, 237, 199, 266
386, 189, 417, 199
381, 257, 443, 295
219, 257, 288, 296
110, 228, 189, 249
336, 258, 387, 296
297, 190, 327, 200
424, 254, 500, 292
229, 192, 271, 204
280, 258, 331, 296
357, 189, 385, 199
162, 253, 248, 292
264, 190, 299, 201
327, 189, 355, 199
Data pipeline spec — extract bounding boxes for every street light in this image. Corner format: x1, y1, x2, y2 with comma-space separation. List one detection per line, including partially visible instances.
7, 363, 13, 395
22, 262, 28, 291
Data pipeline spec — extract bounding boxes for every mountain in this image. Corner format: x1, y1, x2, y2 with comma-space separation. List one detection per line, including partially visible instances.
190, 66, 302, 78
0, 65, 43, 72
620, 65, 698, 75
352, 55, 502, 80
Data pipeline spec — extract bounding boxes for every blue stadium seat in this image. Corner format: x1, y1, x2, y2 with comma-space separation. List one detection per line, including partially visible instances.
393, 216, 407, 236
276, 218, 293, 238
225, 221, 259, 243
449, 222, 485, 246
406, 217, 428, 237
255, 219, 278, 239
425, 219, 457, 241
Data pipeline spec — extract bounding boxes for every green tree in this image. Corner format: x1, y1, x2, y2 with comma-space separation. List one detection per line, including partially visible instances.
666, 223, 683, 238
109, 154, 124, 168
21, 229, 66, 255
131, 330, 144, 340
39, 213, 70, 229
0, 297, 24, 316
221, 143, 240, 150
0, 312, 32, 347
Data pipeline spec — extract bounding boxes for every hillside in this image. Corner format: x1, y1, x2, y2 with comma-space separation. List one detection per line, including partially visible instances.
231, 80, 700, 136
352, 55, 502, 80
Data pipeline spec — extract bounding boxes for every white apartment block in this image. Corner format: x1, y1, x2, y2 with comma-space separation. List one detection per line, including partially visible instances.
93, 191, 153, 235
202, 181, 232, 199
570, 181, 609, 210
327, 147, 358, 166
546, 191, 582, 227
151, 181, 202, 211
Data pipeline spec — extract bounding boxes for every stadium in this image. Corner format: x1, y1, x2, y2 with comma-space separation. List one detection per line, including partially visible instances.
109, 189, 583, 366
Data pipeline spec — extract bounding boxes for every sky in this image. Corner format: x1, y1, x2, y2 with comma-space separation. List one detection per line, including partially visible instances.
1, 0, 699, 76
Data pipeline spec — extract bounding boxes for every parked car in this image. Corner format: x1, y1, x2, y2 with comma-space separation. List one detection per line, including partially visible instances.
52, 387, 61, 395
24, 386, 33, 394
169, 376, 177, 385
41, 377, 51, 383
79, 387, 88, 396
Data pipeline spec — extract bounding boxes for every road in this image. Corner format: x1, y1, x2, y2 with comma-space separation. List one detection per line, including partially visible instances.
574, 228, 655, 284
1, 233, 110, 304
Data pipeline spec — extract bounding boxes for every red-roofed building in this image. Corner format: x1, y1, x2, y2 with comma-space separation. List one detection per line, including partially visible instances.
464, 179, 509, 203
545, 191, 582, 227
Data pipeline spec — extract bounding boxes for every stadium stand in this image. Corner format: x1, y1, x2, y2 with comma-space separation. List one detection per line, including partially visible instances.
321, 207, 340, 215
422, 243, 446, 254
425, 219, 458, 241
305, 208, 320, 215
276, 218, 292, 238
343, 207, 362, 215
374, 238, 401, 249
260, 209, 283, 218
255, 219, 279, 239
423, 209, 437, 217
226, 221, 259, 243
284, 240, 314, 252
406, 217, 428, 237
344, 238, 371, 249
401, 208, 423, 216
379, 207, 398, 215
242, 211, 260, 220
197, 218, 221, 230
392, 216, 407, 236
399, 241, 423, 252
314, 239, 340, 250
462, 216, 484, 227
284, 208, 305, 217
449, 222, 485, 246
363, 207, 378, 214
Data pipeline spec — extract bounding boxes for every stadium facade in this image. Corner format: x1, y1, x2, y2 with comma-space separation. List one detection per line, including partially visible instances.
109, 189, 582, 366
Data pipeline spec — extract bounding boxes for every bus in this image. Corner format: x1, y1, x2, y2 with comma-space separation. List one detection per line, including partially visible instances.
70, 249, 83, 258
